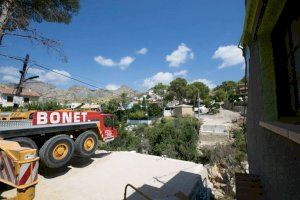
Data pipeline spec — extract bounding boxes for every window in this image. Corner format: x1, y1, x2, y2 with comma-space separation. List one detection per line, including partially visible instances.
272, 1, 300, 123
7, 96, 13, 102
24, 97, 30, 103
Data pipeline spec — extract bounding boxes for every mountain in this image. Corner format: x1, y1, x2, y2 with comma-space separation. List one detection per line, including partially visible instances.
16, 81, 140, 103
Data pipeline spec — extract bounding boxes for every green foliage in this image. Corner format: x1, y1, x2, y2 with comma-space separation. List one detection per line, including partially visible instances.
147, 103, 162, 117
169, 78, 188, 103
199, 122, 247, 167
153, 83, 169, 97
186, 84, 198, 104
203, 97, 220, 114
101, 98, 120, 114
5, 0, 80, 33
102, 126, 138, 151
102, 117, 202, 162
192, 82, 210, 99
128, 110, 148, 120
213, 89, 227, 102
0, 106, 13, 112
214, 81, 237, 94
145, 117, 201, 161
24, 101, 66, 110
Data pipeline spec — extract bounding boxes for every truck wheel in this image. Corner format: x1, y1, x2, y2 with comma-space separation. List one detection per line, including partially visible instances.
40, 135, 74, 168
9, 137, 38, 149
75, 130, 98, 157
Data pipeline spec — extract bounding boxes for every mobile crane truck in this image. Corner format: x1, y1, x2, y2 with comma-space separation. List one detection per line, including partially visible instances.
0, 111, 118, 168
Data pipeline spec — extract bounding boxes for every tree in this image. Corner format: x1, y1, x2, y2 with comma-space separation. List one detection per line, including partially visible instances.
192, 82, 210, 99
0, 0, 80, 54
101, 98, 119, 114
214, 81, 237, 94
168, 78, 187, 103
120, 92, 129, 108
153, 83, 168, 97
213, 89, 227, 102
148, 103, 162, 117
186, 82, 210, 104
186, 84, 198, 105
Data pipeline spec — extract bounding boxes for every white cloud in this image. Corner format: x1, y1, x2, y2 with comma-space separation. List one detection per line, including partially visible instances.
143, 70, 188, 89
94, 55, 135, 70
2, 75, 19, 83
105, 84, 120, 91
0, 66, 20, 76
174, 70, 188, 76
212, 45, 244, 69
136, 48, 148, 55
166, 43, 194, 67
94, 56, 116, 67
0, 66, 71, 85
119, 56, 135, 70
193, 78, 216, 89
42, 69, 70, 83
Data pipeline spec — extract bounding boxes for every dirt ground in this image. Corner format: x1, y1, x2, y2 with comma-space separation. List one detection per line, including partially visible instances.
1, 151, 210, 200
198, 109, 243, 147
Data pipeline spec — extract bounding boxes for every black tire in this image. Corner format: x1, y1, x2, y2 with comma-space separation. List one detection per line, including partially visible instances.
40, 135, 74, 168
9, 137, 38, 149
75, 130, 98, 157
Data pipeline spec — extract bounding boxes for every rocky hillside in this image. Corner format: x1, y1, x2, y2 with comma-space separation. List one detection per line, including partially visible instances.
10, 81, 140, 103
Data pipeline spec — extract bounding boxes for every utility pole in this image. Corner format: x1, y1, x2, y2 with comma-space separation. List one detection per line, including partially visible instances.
15, 54, 30, 96
13, 54, 39, 109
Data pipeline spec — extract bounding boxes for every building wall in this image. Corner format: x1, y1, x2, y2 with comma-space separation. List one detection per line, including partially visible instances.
0, 93, 39, 107
173, 107, 193, 117
247, 40, 300, 200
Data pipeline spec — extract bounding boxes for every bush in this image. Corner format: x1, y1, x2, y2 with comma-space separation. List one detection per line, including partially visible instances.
147, 103, 162, 117
101, 117, 202, 163
101, 126, 138, 151
145, 117, 201, 161
25, 101, 66, 111
128, 110, 148, 120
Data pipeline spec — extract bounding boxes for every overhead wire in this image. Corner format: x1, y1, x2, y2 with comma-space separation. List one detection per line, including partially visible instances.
0, 52, 107, 90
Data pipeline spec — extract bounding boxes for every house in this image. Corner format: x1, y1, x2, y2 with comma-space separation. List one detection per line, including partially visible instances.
81, 103, 100, 111
0, 86, 39, 107
173, 104, 194, 117
240, 0, 300, 199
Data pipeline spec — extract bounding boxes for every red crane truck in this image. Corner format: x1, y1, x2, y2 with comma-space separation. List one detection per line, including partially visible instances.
0, 111, 118, 168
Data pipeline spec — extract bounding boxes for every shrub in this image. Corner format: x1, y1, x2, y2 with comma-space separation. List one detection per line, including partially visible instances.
128, 110, 148, 120
145, 117, 201, 161
25, 101, 66, 111
101, 126, 138, 151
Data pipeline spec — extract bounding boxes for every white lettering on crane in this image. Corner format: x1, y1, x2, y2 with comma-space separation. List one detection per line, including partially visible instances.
37, 112, 47, 125
50, 112, 60, 124
81, 112, 87, 122
74, 112, 80, 123
62, 112, 72, 123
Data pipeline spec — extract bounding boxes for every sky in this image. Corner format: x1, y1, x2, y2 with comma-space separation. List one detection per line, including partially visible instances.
0, 0, 245, 91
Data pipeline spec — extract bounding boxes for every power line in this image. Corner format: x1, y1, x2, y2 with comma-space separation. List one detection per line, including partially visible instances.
0, 52, 108, 90
0, 52, 25, 62
30, 61, 107, 88
30, 63, 104, 90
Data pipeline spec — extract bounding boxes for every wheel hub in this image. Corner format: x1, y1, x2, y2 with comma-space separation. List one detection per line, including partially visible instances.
53, 143, 69, 160
84, 137, 95, 151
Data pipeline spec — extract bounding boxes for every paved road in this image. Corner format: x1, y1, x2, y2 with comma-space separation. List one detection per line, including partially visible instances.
2, 151, 210, 200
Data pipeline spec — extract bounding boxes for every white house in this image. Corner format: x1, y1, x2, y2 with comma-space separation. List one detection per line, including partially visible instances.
0, 86, 40, 107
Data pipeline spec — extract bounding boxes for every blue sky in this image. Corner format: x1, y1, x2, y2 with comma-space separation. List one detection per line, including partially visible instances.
0, 0, 245, 91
